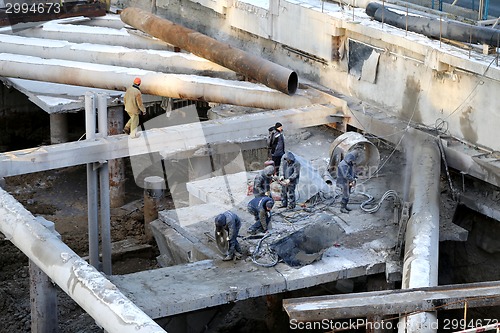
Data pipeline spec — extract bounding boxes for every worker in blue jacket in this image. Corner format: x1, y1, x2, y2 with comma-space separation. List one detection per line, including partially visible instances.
247, 196, 274, 234
215, 211, 242, 261
337, 150, 359, 213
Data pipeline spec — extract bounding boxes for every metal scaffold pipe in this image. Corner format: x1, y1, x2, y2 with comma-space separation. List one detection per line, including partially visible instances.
0, 188, 166, 333
120, 7, 298, 95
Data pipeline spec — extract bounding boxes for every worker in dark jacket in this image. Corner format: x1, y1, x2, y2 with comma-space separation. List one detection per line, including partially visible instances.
269, 122, 285, 174
253, 165, 275, 197
215, 211, 242, 261
279, 151, 301, 209
336, 150, 359, 213
247, 196, 274, 234
123, 77, 146, 138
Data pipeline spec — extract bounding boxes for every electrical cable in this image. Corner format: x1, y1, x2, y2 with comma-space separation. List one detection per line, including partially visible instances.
357, 190, 401, 213
251, 233, 279, 267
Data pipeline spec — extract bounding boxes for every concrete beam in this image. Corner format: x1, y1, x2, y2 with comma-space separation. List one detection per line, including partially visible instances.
0, 104, 335, 177
346, 100, 500, 188
282, 280, 500, 321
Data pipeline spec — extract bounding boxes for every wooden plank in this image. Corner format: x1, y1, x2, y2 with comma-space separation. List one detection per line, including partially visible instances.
282, 281, 500, 321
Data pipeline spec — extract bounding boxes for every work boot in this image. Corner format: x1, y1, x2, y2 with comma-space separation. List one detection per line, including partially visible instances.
123, 127, 130, 135
340, 202, 351, 214
247, 228, 257, 235
222, 254, 234, 261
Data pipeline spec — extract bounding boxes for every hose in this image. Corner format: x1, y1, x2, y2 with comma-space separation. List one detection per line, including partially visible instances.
358, 190, 401, 213
251, 233, 279, 267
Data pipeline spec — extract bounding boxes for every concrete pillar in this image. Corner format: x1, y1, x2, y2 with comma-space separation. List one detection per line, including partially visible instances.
49, 113, 68, 144
188, 155, 213, 205
107, 105, 126, 208
144, 176, 166, 242
399, 129, 440, 333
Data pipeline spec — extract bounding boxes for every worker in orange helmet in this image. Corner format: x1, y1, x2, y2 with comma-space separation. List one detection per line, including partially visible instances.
123, 77, 146, 138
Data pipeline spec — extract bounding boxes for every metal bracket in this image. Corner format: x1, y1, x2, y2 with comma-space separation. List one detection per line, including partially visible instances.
395, 201, 411, 258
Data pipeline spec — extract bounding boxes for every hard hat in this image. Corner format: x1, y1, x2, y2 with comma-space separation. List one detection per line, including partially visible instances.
133, 77, 141, 85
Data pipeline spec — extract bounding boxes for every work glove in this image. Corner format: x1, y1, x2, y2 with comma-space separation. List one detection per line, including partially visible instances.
283, 179, 291, 185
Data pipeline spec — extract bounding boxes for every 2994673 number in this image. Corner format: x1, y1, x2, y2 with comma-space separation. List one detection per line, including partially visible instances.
5, 2, 61, 14
442, 318, 499, 330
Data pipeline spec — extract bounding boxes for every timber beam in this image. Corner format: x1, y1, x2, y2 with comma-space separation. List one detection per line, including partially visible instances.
282, 280, 500, 322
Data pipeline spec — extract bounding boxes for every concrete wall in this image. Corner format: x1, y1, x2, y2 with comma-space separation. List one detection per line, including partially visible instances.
120, 0, 500, 152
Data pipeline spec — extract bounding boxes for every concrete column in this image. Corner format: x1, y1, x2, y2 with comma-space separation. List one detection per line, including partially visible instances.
107, 105, 126, 208
188, 155, 213, 205
399, 129, 440, 333
144, 176, 166, 242
49, 113, 68, 144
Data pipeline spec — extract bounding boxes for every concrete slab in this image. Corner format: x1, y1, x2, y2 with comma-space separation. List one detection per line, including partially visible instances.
114, 126, 409, 319
109, 251, 387, 319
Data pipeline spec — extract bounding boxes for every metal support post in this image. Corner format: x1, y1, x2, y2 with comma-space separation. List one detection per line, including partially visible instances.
85, 93, 100, 268
97, 93, 112, 274
30, 217, 59, 333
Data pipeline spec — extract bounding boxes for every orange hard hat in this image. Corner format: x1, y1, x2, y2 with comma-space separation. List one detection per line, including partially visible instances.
133, 77, 141, 85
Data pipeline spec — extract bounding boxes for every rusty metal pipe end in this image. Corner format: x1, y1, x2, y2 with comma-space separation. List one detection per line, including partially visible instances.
288, 71, 298, 95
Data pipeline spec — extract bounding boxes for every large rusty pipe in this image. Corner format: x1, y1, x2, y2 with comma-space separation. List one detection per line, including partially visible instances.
0, 53, 319, 109
120, 7, 298, 95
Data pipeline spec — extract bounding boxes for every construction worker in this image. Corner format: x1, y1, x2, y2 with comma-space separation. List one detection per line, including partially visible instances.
269, 122, 285, 174
337, 150, 359, 214
247, 196, 274, 234
123, 77, 146, 138
278, 151, 301, 209
215, 211, 243, 261
253, 165, 275, 197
